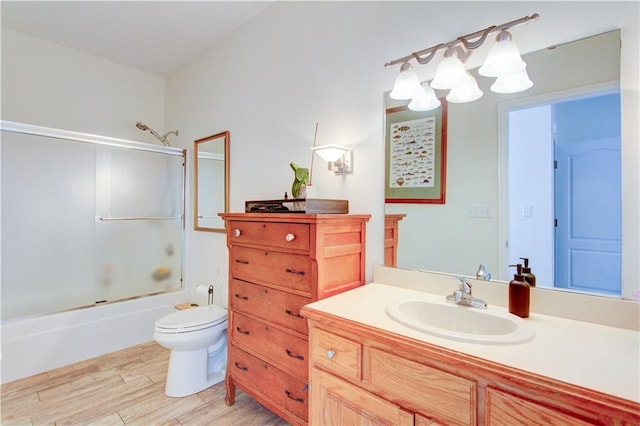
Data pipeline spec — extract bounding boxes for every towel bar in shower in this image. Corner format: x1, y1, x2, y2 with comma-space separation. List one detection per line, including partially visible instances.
96, 215, 182, 222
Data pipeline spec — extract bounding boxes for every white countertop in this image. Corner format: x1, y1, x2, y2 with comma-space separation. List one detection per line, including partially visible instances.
305, 282, 640, 404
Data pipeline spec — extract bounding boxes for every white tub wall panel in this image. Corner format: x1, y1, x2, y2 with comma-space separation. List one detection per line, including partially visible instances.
0, 291, 185, 384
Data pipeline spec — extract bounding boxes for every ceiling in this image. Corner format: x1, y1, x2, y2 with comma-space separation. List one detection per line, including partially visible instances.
1, 1, 273, 77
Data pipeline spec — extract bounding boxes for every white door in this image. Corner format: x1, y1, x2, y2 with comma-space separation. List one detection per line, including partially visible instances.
554, 137, 621, 294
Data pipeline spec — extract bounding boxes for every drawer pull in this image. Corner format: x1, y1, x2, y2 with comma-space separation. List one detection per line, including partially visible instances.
285, 309, 303, 319
236, 327, 250, 335
233, 229, 241, 237
285, 233, 296, 242
235, 259, 249, 265
285, 349, 305, 361
285, 390, 304, 403
234, 293, 249, 300
326, 350, 336, 360
285, 268, 305, 276
234, 362, 248, 371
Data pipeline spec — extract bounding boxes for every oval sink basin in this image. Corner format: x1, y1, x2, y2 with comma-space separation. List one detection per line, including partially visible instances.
386, 300, 534, 344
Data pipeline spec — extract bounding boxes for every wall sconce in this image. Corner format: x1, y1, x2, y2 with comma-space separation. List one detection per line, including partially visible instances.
386, 14, 538, 110
311, 144, 353, 174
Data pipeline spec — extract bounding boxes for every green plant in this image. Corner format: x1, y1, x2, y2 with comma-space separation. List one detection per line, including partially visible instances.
290, 161, 309, 198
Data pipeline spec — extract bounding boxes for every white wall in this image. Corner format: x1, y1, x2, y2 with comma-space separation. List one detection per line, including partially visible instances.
1, 28, 166, 141
2, 1, 638, 305
166, 1, 639, 298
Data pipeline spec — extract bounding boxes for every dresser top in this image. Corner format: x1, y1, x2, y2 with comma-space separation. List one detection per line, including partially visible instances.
220, 213, 371, 223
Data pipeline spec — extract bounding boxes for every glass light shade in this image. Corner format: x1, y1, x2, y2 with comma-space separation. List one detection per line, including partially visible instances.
478, 31, 526, 77
389, 62, 423, 100
490, 69, 533, 94
311, 145, 350, 162
430, 50, 467, 90
408, 83, 441, 111
446, 73, 483, 103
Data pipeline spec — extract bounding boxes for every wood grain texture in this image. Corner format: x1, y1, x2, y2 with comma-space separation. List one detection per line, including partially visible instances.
304, 310, 640, 426
221, 213, 370, 426
1, 342, 288, 426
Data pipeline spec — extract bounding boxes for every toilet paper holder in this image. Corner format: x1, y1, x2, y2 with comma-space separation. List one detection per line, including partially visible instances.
196, 284, 215, 305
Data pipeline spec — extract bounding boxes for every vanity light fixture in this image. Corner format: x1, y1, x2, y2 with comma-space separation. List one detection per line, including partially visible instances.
311, 144, 353, 174
408, 82, 441, 111
386, 13, 538, 109
430, 47, 469, 90
389, 62, 424, 100
446, 72, 483, 103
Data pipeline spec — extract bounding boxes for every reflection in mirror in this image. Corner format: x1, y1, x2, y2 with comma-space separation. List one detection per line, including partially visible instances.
194, 131, 229, 233
385, 30, 627, 297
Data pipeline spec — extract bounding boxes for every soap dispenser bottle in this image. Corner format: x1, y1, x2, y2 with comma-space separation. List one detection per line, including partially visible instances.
508, 264, 530, 318
519, 257, 536, 287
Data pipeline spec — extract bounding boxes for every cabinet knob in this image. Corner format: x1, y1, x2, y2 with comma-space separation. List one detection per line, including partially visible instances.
285, 233, 295, 242
234, 229, 241, 237
326, 350, 335, 360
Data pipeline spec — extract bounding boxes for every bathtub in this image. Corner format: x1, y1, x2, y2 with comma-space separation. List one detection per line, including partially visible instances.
0, 290, 186, 384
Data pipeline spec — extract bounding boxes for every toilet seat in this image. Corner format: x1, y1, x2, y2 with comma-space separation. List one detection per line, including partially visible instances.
155, 305, 227, 334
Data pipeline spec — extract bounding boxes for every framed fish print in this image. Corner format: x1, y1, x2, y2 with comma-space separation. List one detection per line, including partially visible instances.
385, 100, 447, 204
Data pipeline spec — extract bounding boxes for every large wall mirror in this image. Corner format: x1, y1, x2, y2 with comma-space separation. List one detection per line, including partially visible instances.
385, 30, 627, 298
194, 131, 229, 233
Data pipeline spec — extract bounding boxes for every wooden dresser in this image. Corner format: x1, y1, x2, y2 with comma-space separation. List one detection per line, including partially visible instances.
219, 213, 370, 426
384, 213, 406, 267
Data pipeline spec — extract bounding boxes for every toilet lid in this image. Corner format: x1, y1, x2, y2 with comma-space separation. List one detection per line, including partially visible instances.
155, 305, 227, 332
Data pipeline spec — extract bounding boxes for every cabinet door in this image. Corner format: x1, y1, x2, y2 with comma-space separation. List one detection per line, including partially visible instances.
486, 387, 592, 425
310, 367, 413, 426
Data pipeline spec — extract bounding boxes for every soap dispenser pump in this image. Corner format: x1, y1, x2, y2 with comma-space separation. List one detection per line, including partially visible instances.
508, 264, 530, 318
519, 257, 536, 287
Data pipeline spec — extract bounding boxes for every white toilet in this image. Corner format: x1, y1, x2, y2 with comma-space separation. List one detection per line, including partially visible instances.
153, 304, 228, 397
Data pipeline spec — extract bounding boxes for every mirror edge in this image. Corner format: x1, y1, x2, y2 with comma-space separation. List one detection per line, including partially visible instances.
194, 130, 230, 233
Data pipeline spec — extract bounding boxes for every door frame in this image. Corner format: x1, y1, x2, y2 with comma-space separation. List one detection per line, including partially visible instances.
497, 81, 620, 283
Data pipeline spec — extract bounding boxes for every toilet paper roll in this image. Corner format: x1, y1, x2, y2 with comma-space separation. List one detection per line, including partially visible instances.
196, 284, 212, 296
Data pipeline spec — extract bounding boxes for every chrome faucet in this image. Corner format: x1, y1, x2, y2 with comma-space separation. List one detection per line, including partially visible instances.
446, 277, 487, 309
475, 264, 492, 281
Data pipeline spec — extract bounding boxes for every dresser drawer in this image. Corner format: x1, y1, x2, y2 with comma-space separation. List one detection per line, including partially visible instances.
228, 220, 310, 251
230, 246, 313, 294
232, 312, 308, 381
230, 279, 309, 335
229, 345, 308, 422
366, 348, 476, 425
310, 327, 361, 382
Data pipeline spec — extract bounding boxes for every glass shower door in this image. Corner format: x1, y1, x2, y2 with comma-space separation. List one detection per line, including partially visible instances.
1, 132, 97, 318
94, 146, 184, 303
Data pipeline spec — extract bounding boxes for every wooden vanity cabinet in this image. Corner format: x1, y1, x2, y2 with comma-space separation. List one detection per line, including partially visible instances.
303, 309, 640, 426
220, 213, 369, 426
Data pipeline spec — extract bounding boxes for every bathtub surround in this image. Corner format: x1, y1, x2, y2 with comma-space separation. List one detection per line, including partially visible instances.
0, 293, 183, 384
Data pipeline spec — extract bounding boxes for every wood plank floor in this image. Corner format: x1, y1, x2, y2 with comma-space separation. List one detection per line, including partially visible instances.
1, 342, 289, 426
